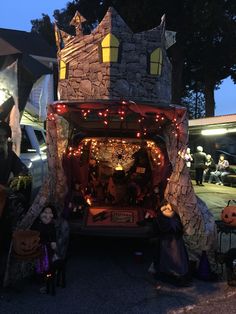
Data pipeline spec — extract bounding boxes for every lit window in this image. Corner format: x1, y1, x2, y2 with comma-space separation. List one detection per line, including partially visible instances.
101, 33, 120, 63
59, 60, 67, 80
150, 48, 162, 75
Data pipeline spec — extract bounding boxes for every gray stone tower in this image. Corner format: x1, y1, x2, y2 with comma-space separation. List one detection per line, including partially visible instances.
55, 7, 172, 105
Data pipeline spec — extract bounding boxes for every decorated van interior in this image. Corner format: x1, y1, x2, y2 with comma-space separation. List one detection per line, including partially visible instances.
64, 137, 170, 235
52, 100, 173, 236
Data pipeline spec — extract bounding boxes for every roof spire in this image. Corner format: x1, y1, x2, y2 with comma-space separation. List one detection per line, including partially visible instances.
70, 11, 87, 36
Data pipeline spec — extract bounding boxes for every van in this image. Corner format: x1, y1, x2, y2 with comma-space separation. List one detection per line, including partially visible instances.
19, 123, 48, 199
50, 101, 173, 238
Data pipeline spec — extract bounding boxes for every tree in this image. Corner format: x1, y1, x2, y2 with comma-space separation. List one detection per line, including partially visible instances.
182, 90, 205, 119
182, 1, 236, 116
30, 0, 236, 117
31, 14, 56, 47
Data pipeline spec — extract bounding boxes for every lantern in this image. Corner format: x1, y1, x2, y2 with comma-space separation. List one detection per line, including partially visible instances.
221, 200, 236, 227
12, 230, 41, 259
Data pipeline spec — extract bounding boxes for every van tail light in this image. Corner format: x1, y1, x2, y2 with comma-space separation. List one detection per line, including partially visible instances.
55, 104, 68, 115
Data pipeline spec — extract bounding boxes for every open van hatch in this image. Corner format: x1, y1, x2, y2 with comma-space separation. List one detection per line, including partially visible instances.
64, 136, 171, 237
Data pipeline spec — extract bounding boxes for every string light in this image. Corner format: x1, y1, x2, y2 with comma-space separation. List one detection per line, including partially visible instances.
52, 102, 181, 142
47, 113, 55, 121
55, 104, 68, 115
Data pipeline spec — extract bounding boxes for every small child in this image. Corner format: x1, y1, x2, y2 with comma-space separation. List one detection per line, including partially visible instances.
32, 204, 59, 292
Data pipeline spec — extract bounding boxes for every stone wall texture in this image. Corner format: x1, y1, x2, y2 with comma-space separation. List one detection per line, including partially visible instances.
57, 7, 171, 105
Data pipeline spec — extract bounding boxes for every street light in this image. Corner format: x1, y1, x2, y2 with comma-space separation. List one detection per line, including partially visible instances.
201, 128, 227, 135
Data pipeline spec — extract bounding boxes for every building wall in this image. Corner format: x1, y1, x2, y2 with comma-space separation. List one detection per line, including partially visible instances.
189, 133, 236, 164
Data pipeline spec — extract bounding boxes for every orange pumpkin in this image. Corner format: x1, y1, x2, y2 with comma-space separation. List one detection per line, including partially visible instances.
12, 230, 41, 259
221, 203, 236, 227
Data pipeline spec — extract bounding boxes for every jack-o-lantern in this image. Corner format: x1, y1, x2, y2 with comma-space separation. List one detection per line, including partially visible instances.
12, 230, 41, 259
221, 200, 236, 227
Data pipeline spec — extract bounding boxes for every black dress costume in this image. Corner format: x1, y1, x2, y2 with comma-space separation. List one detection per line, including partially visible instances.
153, 210, 189, 281
31, 220, 57, 274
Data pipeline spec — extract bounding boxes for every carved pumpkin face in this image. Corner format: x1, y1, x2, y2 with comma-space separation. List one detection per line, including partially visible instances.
221, 206, 236, 227
12, 230, 40, 258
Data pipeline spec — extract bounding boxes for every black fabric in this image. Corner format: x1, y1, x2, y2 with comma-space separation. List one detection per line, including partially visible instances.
32, 220, 56, 245
0, 97, 15, 121
0, 52, 53, 114
153, 211, 189, 278
0, 28, 56, 58
21, 54, 52, 80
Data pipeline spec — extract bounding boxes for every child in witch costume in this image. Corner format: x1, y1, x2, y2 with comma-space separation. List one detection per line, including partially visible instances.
31, 204, 59, 292
150, 200, 191, 287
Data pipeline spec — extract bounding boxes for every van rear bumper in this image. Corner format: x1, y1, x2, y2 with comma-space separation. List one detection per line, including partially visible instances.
69, 219, 154, 238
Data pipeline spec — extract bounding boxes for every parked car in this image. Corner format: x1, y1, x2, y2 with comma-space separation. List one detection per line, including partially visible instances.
19, 123, 48, 199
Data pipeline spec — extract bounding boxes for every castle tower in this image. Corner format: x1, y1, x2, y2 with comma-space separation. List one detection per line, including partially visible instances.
56, 7, 172, 105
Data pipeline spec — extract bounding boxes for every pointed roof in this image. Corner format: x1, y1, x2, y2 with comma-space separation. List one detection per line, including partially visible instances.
99, 6, 133, 33
70, 11, 86, 27
0, 28, 56, 58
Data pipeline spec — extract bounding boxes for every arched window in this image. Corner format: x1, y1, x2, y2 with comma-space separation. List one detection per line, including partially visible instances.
150, 48, 163, 75
59, 60, 67, 80
101, 33, 120, 63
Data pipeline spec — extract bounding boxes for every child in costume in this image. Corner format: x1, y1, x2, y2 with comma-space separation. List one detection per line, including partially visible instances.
31, 204, 59, 291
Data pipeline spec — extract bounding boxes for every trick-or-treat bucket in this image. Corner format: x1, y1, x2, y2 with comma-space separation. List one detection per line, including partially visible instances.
134, 251, 143, 263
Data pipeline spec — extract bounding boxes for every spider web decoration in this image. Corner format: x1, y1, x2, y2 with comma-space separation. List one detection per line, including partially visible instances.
89, 138, 141, 171
110, 141, 140, 170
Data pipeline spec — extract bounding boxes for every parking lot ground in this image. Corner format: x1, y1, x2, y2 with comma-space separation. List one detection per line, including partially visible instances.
0, 182, 235, 314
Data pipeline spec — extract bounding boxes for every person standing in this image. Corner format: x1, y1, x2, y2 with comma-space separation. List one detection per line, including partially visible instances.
0, 121, 29, 285
193, 146, 207, 186
184, 148, 193, 169
208, 154, 229, 185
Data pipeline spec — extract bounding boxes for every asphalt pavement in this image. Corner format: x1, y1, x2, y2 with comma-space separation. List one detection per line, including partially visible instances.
0, 183, 235, 314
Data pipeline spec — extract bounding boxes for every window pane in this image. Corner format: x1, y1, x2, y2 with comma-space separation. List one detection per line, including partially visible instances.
150, 48, 162, 62
102, 47, 118, 62
21, 127, 33, 153
60, 66, 66, 80
101, 33, 119, 48
59, 60, 67, 80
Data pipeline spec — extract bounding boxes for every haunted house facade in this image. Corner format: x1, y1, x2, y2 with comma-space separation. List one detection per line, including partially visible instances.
55, 7, 172, 105
3, 7, 217, 287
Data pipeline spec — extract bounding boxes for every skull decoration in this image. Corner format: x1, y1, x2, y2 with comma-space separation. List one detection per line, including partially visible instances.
12, 230, 41, 259
221, 204, 236, 227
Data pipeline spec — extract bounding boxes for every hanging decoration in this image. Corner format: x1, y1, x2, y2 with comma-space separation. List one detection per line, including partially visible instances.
52, 101, 181, 141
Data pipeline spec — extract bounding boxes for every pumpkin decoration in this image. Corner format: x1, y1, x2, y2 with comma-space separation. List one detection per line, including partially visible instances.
221, 200, 236, 227
12, 230, 41, 259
